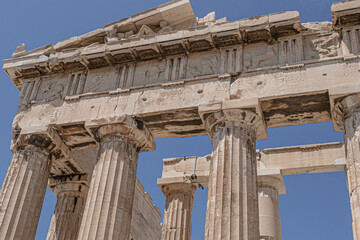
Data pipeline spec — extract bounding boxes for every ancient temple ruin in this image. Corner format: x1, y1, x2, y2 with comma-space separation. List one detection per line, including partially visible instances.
1, 0, 360, 239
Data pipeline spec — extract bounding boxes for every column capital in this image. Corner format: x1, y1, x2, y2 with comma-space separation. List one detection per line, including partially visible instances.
85, 115, 155, 152
332, 93, 360, 131
48, 174, 89, 197
157, 178, 196, 197
199, 98, 267, 140
12, 125, 71, 159
257, 169, 286, 195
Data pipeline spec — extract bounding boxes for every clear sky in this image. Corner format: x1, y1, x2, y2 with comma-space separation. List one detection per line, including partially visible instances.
0, 0, 353, 239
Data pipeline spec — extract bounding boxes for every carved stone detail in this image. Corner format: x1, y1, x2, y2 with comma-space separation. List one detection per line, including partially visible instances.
158, 20, 173, 34
203, 109, 266, 141
279, 36, 304, 65
305, 33, 339, 59
90, 117, 155, 152
135, 25, 156, 38
19, 78, 41, 105
37, 80, 64, 102
165, 56, 187, 81
342, 27, 360, 55
146, 61, 166, 84
220, 46, 242, 74
244, 44, 277, 69
188, 55, 218, 77
113, 63, 136, 89
66, 71, 87, 96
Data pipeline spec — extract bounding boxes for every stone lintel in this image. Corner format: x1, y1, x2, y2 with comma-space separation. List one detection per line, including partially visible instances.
13, 125, 70, 159
159, 142, 346, 187
85, 115, 155, 152
258, 169, 286, 195
259, 142, 346, 175
162, 155, 211, 187
7, 59, 360, 140
332, 1, 360, 27
199, 98, 267, 140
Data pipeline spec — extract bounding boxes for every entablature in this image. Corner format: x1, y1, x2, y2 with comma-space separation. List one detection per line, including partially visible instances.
4, 0, 360, 152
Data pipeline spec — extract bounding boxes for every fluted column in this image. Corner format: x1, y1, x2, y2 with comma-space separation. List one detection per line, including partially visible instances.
78, 119, 155, 240
333, 94, 360, 240
257, 172, 285, 240
0, 143, 51, 240
46, 174, 89, 240
202, 107, 267, 240
160, 182, 196, 240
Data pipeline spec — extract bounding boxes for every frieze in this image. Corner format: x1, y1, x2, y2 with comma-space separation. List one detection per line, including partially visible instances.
341, 26, 360, 55
37, 79, 64, 102
187, 53, 218, 78
220, 46, 242, 75
244, 43, 278, 70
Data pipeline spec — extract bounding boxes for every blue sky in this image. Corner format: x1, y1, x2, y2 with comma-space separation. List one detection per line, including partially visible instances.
0, 0, 353, 239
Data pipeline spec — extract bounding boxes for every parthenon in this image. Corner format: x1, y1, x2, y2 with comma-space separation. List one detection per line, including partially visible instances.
0, 0, 360, 239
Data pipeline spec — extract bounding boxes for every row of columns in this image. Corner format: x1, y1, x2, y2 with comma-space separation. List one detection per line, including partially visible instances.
0, 94, 359, 240
159, 172, 285, 240
0, 118, 155, 240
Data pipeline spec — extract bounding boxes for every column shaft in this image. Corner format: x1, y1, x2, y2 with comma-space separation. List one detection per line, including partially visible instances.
46, 180, 88, 240
205, 122, 259, 240
0, 146, 50, 240
257, 175, 283, 240
77, 136, 138, 240
161, 183, 196, 240
344, 109, 360, 240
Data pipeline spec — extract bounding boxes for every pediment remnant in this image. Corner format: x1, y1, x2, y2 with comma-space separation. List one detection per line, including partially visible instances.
135, 25, 156, 38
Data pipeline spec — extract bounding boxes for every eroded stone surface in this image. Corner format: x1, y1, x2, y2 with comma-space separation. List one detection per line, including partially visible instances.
3, 0, 360, 147
46, 175, 89, 240
0, 145, 51, 240
77, 123, 148, 240
332, 94, 360, 240
160, 182, 196, 240
1, 0, 360, 239
130, 179, 162, 240
203, 110, 261, 240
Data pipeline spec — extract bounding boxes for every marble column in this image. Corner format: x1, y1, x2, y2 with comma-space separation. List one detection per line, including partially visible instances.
160, 182, 196, 240
78, 119, 155, 240
203, 109, 266, 240
0, 143, 51, 240
46, 174, 89, 240
257, 172, 285, 240
333, 94, 360, 240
